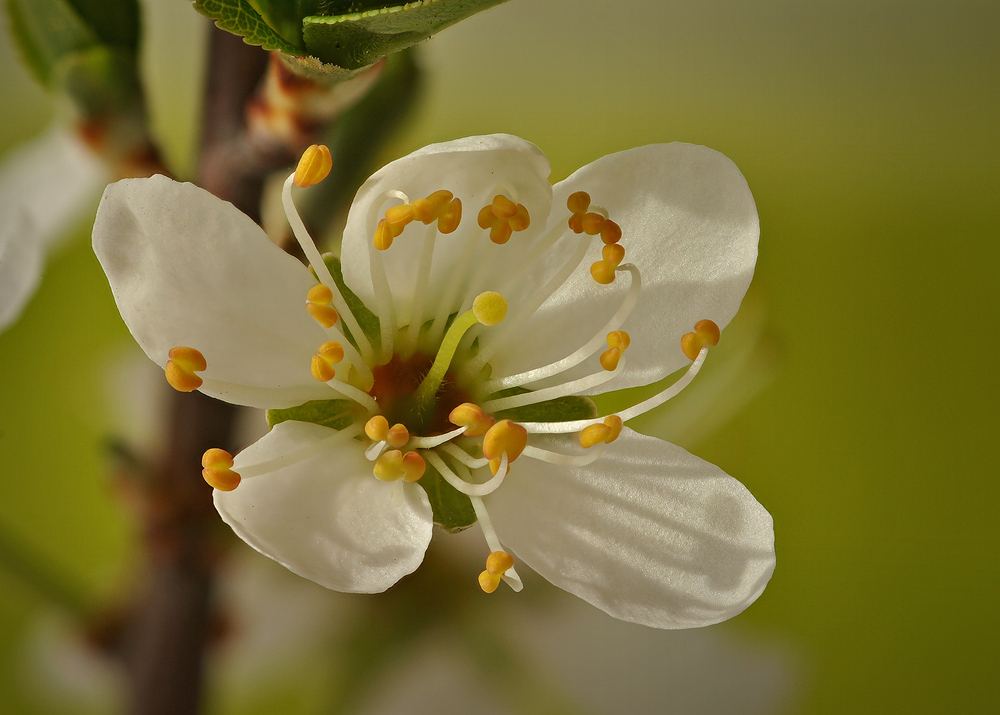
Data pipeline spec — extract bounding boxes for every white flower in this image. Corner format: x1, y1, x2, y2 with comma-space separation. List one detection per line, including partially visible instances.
0, 127, 108, 330
93, 134, 774, 628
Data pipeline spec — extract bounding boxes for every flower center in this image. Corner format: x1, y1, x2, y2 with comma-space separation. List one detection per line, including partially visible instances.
369, 352, 470, 436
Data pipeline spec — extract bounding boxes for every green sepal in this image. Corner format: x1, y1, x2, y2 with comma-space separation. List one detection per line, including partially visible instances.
7, 0, 99, 88
493, 393, 598, 424
193, 0, 302, 54
266, 398, 364, 430
320, 254, 382, 354
418, 459, 477, 533
301, 0, 510, 70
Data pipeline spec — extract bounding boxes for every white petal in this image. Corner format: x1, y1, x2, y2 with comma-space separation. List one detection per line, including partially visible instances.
340, 134, 554, 327
486, 428, 774, 628
490, 143, 758, 391
93, 176, 334, 408
0, 210, 43, 330
215, 421, 433, 593
0, 127, 108, 251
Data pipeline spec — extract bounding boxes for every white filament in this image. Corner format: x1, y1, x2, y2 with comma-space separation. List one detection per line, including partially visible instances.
324, 377, 379, 414
407, 425, 468, 449
423, 449, 507, 497
438, 442, 489, 469
482, 361, 622, 413
470, 495, 523, 592
522, 443, 605, 466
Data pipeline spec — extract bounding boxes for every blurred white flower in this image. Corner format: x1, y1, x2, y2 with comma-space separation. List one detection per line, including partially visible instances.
93, 134, 774, 628
0, 127, 108, 330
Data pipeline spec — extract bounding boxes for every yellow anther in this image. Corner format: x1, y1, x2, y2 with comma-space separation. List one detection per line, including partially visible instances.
449, 402, 496, 437
365, 415, 389, 441
386, 423, 410, 448
306, 284, 338, 328
579, 416, 623, 448
293, 144, 332, 188
568, 213, 585, 234
601, 219, 622, 245
600, 330, 631, 371
508, 203, 530, 232
202, 448, 240, 491
567, 190, 591, 215
165, 347, 206, 392
590, 260, 616, 285
437, 198, 462, 234
477, 204, 498, 230
490, 221, 513, 245
602, 242, 625, 267
582, 212, 606, 235
311, 341, 344, 382
401, 451, 426, 483
491, 194, 518, 219
373, 218, 403, 250
412, 190, 454, 223
681, 319, 721, 360
385, 203, 415, 227
472, 291, 508, 327
483, 420, 527, 473
478, 550, 515, 593
479, 195, 530, 244
373, 450, 404, 481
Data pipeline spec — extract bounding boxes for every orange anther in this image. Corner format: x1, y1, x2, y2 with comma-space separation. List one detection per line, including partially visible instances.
373, 450, 404, 482
385, 203, 415, 227
491, 194, 518, 219
603, 415, 623, 442
373, 219, 401, 250
306, 284, 338, 327
365, 415, 389, 442
590, 260, 616, 284
681, 319, 721, 361
580, 415, 623, 448
202, 448, 240, 491
486, 550, 514, 575
483, 420, 528, 466
479, 570, 501, 593
490, 221, 513, 245
480, 196, 529, 243
412, 190, 453, 223
607, 330, 631, 351
582, 212, 606, 235
567, 190, 591, 214
602, 243, 625, 267
385, 423, 410, 448
311, 341, 344, 382
508, 203, 530, 232
478, 204, 499, 229
449, 402, 495, 437
165, 347, 206, 392
600, 348, 623, 371
438, 198, 462, 234
401, 451, 426, 482
293, 144, 332, 188
568, 213, 585, 234
601, 219, 622, 245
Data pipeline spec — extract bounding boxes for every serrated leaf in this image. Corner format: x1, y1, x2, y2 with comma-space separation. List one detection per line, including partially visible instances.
493, 394, 598, 424
248, 0, 324, 46
194, 0, 303, 54
321, 254, 382, 353
302, 0, 509, 69
419, 459, 477, 533
266, 398, 364, 430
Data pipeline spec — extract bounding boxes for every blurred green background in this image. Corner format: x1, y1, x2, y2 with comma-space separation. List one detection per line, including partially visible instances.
1, 0, 997, 713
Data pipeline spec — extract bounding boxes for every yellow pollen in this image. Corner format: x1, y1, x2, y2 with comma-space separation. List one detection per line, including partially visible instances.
478, 195, 530, 244
306, 284, 338, 327
449, 402, 495, 437
681, 319, 721, 361
365, 415, 389, 441
437, 198, 462, 233
385, 203, 415, 227
311, 341, 344, 382
601, 219, 622, 245
386, 423, 410, 448
202, 448, 241, 491
472, 291, 508, 326
602, 243, 625, 267
590, 260, 616, 285
600, 330, 631, 371
165, 346, 206, 392
293, 144, 333, 188
373, 218, 403, 250
483, 420, 528, 473
582, 212, 606, 235
478, 550, 515, 593
567, 190, 591, 215
579, 416, 624, 448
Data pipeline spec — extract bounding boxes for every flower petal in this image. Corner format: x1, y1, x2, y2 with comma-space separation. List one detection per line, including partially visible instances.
93, 176, 333, 408
486, 428, 774, 628
490, 143, 759, 391
340, 135, 555, 328
215, 421, 433, 593
0, 211, 43, 330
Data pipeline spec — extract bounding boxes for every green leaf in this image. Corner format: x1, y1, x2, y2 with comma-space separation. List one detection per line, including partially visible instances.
493, 394, 598, 424
302, 0, 510, 69
64, 0, 140, 51
418, 459, 477, 533
321, 254, 382, 354
6, 0, 99, 87
266, 398, 364, 430
248, 0, 324, 46
193, 0, 302, 54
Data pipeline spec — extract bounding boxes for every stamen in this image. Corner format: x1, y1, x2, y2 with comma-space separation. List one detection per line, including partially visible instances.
681, 319, 721, 360
413, 292, 507, 405
449, 402, 495, 437
202, 448, 240, 491
407, 425, 469, 450
479, 550, 515, 594
600, 330, 631, 371
470, 496, 523, 591
386, 423, 410, 448
165, 347, 206, 392
423, 450, 507, 497
364, 415, 389, 442
438, 442, 490, 469
478, 194, 530, 244
373, 450, 425, 483
292, 144, 332, 188
282, 172, 373, 362
306, 284, 339, 328
522, 443, 606, 466
322, 376, 380, 414
482, 361, 620, 413
482, 420, 527, 474
579, 415, 624, 448
311, 341, 344, 382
